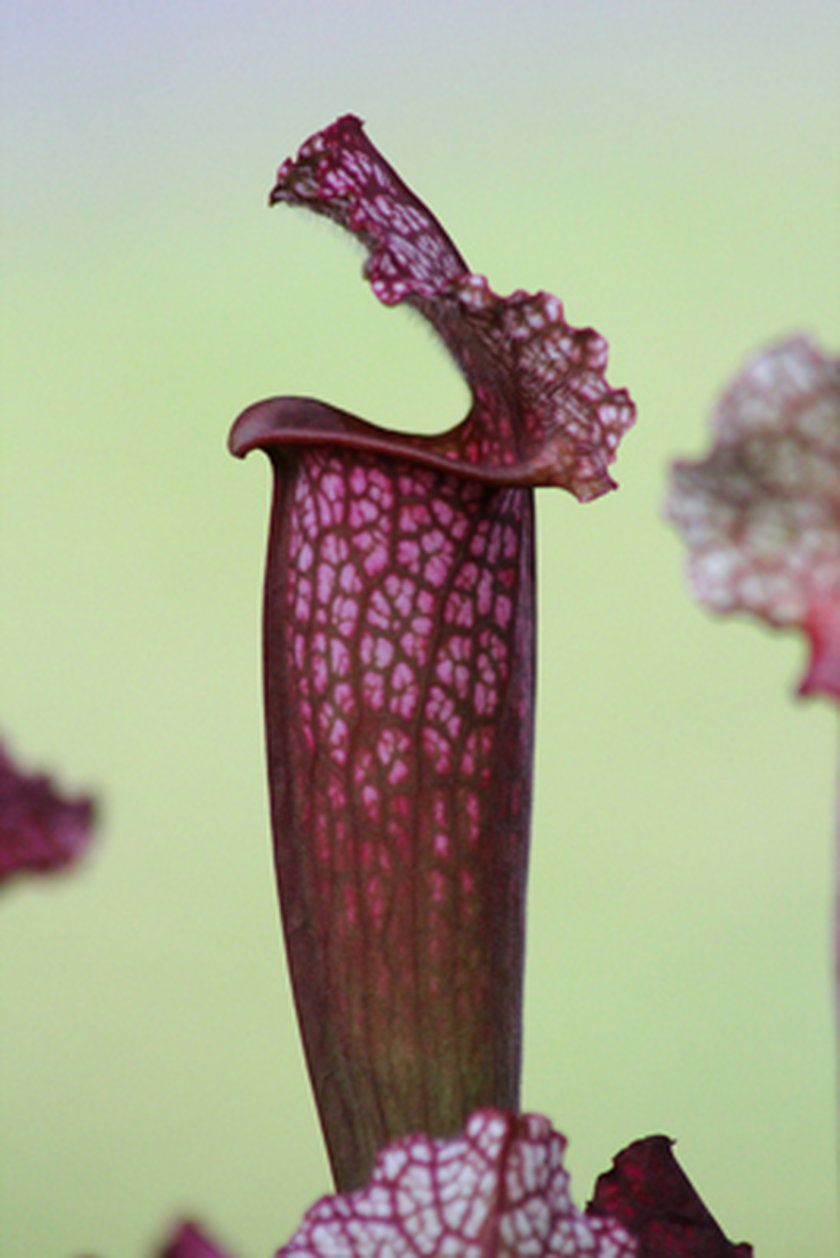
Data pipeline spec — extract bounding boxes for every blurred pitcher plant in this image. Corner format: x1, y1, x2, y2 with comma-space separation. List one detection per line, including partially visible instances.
666, 334, 840, 1069
0, 741, 94, 887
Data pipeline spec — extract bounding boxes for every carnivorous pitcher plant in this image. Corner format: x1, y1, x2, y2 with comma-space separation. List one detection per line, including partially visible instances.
230, 114, 635, 1193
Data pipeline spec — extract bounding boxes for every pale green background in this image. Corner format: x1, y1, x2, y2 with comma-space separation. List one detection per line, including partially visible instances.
2, 2, 839, 1255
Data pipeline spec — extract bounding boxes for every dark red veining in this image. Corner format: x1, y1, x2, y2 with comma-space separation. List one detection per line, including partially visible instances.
232, 116, 634, 1190
266, 115, 635, 501
242, 437, 535, 1189
276, 1110, 637, 1257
